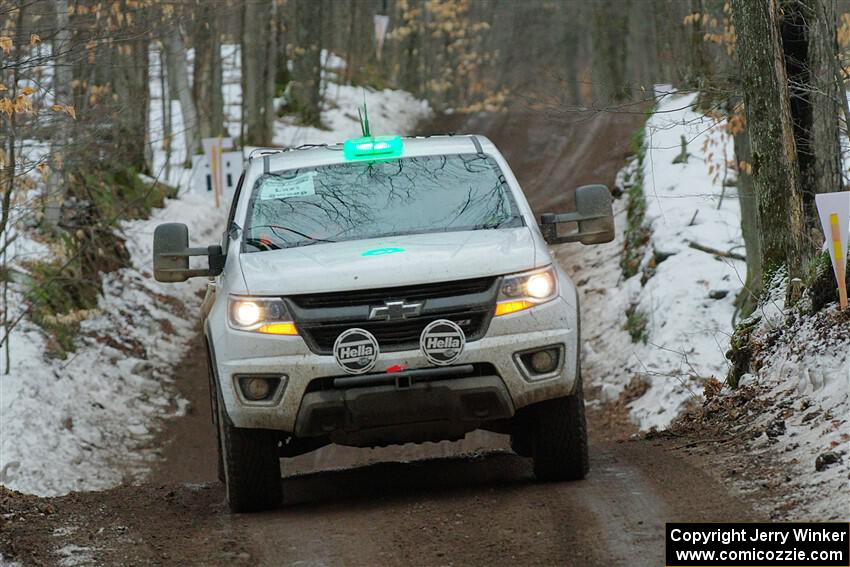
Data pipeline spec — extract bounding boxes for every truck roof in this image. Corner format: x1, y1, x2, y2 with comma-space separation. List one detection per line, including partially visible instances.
248, 135, 498, 174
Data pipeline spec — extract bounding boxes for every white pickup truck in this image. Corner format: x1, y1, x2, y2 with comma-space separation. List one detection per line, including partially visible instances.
153, 134, 614, 512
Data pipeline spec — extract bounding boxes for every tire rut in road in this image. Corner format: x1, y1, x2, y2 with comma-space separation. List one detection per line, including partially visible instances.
0, 430, 755, 566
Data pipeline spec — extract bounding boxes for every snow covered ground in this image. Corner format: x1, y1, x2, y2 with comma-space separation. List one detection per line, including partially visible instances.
564, 91, 745, 430
566, 90, 848, 518
1, 46, 431, 496
738, 301, 849, 520
0, 194, 223, 495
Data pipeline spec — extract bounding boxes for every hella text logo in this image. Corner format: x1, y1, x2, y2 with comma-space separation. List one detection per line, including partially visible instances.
333, 328, 380, 374
420, 319, 466, 366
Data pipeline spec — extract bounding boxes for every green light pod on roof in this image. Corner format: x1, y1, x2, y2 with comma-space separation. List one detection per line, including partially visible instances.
343, 135, 403, 161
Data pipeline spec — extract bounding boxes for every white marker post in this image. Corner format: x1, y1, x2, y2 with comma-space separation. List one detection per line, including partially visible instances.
201, 137, 234, 208
815, 192, 850, 310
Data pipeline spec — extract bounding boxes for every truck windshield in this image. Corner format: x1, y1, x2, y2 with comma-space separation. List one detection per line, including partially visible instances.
243, 153, 523, 251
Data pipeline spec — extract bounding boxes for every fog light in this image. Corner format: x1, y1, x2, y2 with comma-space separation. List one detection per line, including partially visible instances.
529, 349, 558, 373
516, 345, 563, 381
244, 378, 270, 400
238, 376, 282, 401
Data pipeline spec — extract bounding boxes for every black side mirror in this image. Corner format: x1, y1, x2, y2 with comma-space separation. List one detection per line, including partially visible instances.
153, 223, 224, 282
540, 184, 615, 245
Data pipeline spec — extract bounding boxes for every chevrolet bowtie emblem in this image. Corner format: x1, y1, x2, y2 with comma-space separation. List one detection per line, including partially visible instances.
369, 300, 423, 321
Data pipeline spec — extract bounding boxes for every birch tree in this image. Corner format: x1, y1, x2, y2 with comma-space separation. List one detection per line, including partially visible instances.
44, 0, 72, 231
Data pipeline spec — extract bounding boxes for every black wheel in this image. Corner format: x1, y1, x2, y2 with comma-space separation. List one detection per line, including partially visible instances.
530, 379, 589, 482
205, 346, 225, 482
216, 389, 283, 512
510, 418, 532, 457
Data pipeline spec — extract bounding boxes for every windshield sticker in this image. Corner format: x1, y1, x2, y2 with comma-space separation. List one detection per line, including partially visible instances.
259, 172, 317, 200
361, 247, 405, 257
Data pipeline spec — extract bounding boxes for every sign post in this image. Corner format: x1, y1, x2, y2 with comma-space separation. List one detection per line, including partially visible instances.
202, 137, 234, 209
815, 191, 850, 310
373, 15, 389, 61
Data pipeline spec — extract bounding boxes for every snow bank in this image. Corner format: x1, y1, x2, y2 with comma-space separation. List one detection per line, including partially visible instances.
576, 92, 745, 430
0, 195, 224, 496
736, 303, 849, 520
572, 90, 848, 518
1, 45, 431, 496
0, 554, 22, 567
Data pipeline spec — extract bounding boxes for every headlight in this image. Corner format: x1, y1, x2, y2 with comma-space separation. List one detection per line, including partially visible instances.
228, 296, 298, 335
233, 301, 261, 326
495, 266, 558, 316
527, 272, 555, 299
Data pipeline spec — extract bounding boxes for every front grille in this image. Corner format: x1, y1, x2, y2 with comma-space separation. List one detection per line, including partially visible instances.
289, 276, 495, 309
299, 309, 491, 354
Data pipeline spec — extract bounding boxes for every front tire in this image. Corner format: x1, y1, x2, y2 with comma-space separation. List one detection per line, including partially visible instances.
217, 390, 283, 512
529, 381, 589, 481
205, 345, 225, 483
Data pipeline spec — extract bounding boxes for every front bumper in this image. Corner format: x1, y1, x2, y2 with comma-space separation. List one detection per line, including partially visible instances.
295, 374, 514, 447
208, 294, 578, 432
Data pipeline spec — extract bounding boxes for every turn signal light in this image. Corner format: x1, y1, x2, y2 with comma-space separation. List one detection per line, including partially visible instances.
257, 322, 298, 335
495, 300, 533, 317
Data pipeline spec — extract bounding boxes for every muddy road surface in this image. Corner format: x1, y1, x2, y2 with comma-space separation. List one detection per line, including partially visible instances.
1, 110, 756, 566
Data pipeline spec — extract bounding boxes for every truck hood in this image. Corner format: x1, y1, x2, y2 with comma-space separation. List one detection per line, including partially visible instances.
238, 228, 541, 295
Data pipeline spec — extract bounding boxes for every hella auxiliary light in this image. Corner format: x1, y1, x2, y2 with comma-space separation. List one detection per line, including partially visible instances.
343, 135, 403, 161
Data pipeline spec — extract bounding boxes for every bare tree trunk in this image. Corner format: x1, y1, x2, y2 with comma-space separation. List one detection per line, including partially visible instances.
241, 0, 277, 145
396, 0, 422, 96
344, 0, 356, 84
562, 11, 581, 106
775, 0, 842, 248
652, 1, 674, 83
734, 130, 763, 317
804, 0, 843, 200
732, 0, 809, 294
1, 2, 25, 374
193, 9, 225, 139
45, 0, 72, 230
265, 0, 278, 142
275, 6, 290, 95
292, 0, 323, 127
164, 25, 199, 164
111, 33, 150, 173
591, 0, 630, 104
242, 0, 261, 144
160, 47, 172, 181
780, 1, 817, 236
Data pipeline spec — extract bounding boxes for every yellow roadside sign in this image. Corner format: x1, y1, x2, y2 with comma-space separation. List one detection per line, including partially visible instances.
816, 192, 850, 310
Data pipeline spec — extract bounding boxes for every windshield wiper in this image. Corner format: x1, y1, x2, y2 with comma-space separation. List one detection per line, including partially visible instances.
245, 238, 281, 251
472, 216, 519, 230
249, 224, 336, 244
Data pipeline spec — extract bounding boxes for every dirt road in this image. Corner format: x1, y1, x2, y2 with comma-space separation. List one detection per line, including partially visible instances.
1, 110, 756, 566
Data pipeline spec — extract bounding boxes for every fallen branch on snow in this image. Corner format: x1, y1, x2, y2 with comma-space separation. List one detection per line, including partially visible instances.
687, 241, 746, 261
